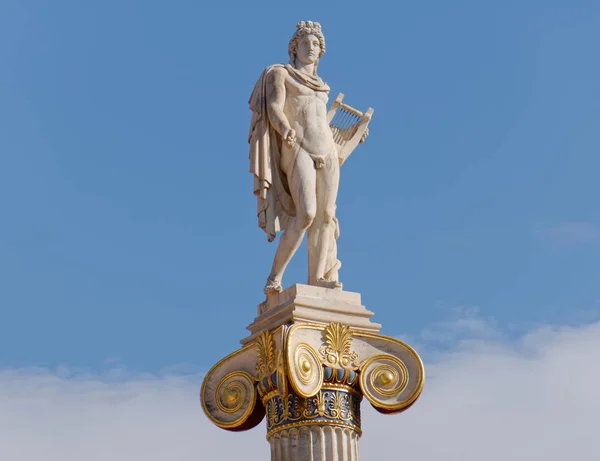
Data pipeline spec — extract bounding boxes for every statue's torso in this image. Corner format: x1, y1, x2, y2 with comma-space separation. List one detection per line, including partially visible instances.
282, 72, 336, 161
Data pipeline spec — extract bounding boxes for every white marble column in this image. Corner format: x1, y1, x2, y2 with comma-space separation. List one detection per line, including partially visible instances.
269, 426, 360, 461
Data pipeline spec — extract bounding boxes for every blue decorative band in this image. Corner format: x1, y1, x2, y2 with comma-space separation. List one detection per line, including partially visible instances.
265, 386, 362, 438
323, 366, 358, 386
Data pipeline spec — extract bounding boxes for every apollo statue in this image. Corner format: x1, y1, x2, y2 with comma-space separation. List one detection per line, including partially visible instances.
249, 21, 372, 294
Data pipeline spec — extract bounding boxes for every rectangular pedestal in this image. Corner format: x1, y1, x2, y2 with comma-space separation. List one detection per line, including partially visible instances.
240, 284, 381, 345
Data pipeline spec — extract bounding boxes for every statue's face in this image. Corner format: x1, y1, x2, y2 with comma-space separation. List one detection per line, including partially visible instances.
295, 34, 321, 65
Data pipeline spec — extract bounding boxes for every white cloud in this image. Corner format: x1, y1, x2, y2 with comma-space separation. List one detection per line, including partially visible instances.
364, 320, 600, 460
1, 318, 600, 460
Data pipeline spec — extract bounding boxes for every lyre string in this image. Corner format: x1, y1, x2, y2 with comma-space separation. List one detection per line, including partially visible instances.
340, 110, 352, 140
338, 110, 349, 132
330, 107, 361, 146
339, 109, 352, 134
335, 111, 346, 143
341, 109, 353, 129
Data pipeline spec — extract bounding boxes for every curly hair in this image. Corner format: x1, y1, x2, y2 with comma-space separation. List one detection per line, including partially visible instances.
288, 21, 326, 67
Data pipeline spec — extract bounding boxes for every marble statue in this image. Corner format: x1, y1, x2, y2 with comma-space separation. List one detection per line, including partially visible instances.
249, 21, 371, 294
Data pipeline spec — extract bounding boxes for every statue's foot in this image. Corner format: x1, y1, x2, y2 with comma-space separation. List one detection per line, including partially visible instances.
314, 278, 343, 290
264, 277, 282, 294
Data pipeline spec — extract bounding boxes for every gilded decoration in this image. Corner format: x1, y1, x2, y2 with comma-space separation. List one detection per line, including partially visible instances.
202, 318, 425, 438
370, 360, 408, 397
296, 347, 316, 385
288, 342, 324, 398
323, 364, 358, 386
359, 354, 414, 413
319, 322, 359, 370
275, 350, 288, 399
265, 386, 362, 438
255, 330, 277, 381
256, 370, 278, 399
215, 376, 248, 414
205, 370, 258, 430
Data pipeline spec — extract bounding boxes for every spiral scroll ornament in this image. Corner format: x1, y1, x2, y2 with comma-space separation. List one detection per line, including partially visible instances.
359, 355, 413, 413
202, 371, 259, 430
216, 377, 248, 414
286, 343, 324, 398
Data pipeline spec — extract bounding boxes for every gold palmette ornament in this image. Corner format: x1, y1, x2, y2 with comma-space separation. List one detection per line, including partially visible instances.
319, 322, 360, 370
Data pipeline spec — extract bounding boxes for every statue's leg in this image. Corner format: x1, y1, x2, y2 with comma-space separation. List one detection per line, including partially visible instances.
265, 151, 317, 293
307, 156, 340, 286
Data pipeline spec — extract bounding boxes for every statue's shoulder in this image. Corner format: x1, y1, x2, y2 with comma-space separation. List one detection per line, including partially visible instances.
249, 65, 288, 109
264, 64, 287, 73
263, 64, 288, 81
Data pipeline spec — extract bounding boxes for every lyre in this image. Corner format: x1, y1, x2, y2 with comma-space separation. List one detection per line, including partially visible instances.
327, 93, 374, 165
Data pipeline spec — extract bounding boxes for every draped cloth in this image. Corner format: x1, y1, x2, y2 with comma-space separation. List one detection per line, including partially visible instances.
248, 65, 293, 242
248, 64, 341, 280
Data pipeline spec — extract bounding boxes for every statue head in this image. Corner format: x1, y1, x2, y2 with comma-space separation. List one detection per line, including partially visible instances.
288, 21, 326, 71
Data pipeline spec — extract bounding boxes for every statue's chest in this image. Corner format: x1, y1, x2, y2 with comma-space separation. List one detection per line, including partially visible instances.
285, 77, 329, 104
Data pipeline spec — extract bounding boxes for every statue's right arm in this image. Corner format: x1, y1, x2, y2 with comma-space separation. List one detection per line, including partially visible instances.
266, 68, 292, 138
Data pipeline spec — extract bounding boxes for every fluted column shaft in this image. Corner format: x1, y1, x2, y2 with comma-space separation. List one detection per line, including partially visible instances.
269, 426, 360, 461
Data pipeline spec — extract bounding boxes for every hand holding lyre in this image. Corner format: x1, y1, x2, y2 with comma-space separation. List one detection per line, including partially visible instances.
359, 127, 369, 144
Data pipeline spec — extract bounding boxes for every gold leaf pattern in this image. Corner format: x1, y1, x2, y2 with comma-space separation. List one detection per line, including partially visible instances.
255, 330, 277, 381
320, 322, 359, 370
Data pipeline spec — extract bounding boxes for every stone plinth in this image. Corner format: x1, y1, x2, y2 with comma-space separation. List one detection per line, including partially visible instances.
200, 287, 425, 461
242, 284, 381, 345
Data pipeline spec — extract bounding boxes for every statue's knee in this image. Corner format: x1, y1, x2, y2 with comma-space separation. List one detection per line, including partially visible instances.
323, 207, 336, 224
298, 208, 316, 228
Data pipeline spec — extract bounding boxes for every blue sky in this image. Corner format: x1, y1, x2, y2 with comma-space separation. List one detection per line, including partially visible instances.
2, 2, 600, 460
1, 1, 599, 375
